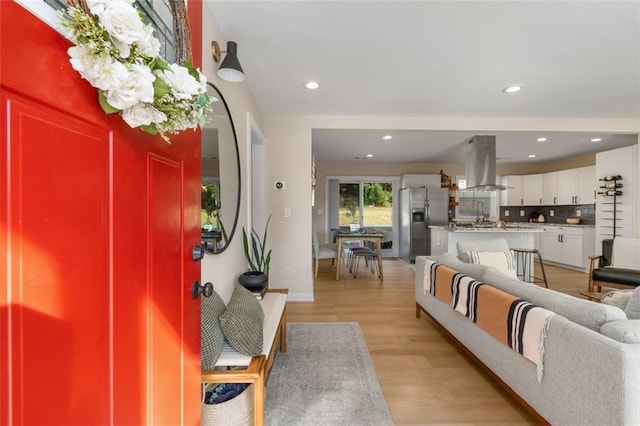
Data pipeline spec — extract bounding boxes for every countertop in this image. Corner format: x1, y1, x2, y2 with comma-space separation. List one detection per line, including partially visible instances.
430, 225, 543, 233
503, 222, 595, 228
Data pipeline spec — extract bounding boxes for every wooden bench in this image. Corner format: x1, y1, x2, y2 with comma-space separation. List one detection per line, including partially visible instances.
201, 289, 288, 426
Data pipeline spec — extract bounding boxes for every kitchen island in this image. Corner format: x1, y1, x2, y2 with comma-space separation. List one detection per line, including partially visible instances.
429, 225, 543, 257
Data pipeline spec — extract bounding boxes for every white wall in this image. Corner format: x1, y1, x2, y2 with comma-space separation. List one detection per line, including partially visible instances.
200, 5, 264, 303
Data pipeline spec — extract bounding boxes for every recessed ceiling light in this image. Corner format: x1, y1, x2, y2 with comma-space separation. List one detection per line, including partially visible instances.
503, 85, 524, 94
382, 135, 393, 140
590, 137, 603, 143
528, 154, 537, 158
366, 154, 374, 158
304, 81, 319, 90
537, 137, 547, 142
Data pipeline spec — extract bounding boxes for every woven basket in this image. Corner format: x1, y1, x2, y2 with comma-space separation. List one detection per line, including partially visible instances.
202, 384, 254, 426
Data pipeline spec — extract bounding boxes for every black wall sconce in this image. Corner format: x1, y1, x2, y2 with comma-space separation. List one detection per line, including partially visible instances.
211, 41, 245, 82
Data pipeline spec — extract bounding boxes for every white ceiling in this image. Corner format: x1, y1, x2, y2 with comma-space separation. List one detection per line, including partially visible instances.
209, 1, 640, 163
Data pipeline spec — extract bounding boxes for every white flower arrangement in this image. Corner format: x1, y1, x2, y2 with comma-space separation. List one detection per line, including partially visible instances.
60, 0, 211, 141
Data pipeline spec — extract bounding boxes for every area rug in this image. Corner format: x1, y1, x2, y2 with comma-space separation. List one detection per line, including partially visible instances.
265, 322, 393, 426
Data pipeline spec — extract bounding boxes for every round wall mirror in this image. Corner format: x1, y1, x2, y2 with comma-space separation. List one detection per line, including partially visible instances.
201, 82, 241, 254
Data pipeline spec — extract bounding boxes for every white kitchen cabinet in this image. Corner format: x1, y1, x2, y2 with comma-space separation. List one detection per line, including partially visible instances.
523, 174, 543, 205
538, 225, 594, 270
556, 166, 595, 205
542, 172, 558, 205
540, 229, 562, 263
401, 174, 440, 188
501, 175, 523, 206
576, 166, 596, 204
556, 169, 577, 204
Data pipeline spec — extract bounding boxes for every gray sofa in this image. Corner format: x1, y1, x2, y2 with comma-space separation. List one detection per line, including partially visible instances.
415, 253, 640, 425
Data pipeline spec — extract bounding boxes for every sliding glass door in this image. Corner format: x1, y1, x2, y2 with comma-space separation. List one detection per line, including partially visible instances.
338, 181, 394, 254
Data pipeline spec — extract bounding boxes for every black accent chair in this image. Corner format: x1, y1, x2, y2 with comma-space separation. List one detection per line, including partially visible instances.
588, 239, 640, 292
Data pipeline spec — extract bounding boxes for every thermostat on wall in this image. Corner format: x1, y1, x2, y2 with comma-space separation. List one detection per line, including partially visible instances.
274, 181, 286, 190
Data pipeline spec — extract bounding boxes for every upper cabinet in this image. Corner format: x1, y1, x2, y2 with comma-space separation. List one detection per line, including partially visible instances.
576, 166, 596, 204
557, 166, 596, 205
556, 169, 578, 204
500, 166, 595, 207
523, 174, 543, 205
500, 175, 523, 206
401, 174, 440, 188
542, 172, 558, 205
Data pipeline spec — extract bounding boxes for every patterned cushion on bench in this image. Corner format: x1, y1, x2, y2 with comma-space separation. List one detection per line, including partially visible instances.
201, 290, 227, 369
220, 286, 264, 356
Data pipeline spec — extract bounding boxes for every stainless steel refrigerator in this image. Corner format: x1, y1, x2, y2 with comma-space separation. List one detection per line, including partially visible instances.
399, 186, 449, 262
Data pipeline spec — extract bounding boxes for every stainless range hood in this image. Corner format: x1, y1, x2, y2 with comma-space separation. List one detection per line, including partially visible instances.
464, 135, 507, 191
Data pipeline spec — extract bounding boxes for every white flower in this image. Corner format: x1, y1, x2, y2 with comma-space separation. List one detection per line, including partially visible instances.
86, 0, 134, 16
68, 46, 128, 91
92, 0, 146, 58
122, 103, 167, 128
138, 25, 161, 57
157, 64, 203, 100
104, 63, 155, 110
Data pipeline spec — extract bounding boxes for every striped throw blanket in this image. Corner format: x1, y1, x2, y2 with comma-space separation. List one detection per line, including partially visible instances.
423, 260, 554, 382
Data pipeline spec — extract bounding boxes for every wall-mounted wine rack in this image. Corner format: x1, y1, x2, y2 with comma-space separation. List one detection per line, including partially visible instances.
598, 175, 622, 238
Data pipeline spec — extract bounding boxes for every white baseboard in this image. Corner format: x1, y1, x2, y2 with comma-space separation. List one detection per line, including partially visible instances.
286, 292, 314, 302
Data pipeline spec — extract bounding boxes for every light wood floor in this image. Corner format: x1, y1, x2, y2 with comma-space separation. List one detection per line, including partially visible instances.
288, 258, 590, 425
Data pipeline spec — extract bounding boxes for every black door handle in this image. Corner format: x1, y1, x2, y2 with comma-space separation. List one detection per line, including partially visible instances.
192, 280, 214, 299
192, 245, 205, 261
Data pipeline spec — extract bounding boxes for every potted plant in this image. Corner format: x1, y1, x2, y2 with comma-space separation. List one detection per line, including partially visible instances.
239, 216, 272, 290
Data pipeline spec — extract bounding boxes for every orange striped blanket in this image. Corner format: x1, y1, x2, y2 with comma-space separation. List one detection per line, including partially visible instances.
423, 260, 554, 382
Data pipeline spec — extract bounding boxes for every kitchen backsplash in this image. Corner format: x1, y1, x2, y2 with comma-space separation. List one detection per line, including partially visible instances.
500, 204, 595, 225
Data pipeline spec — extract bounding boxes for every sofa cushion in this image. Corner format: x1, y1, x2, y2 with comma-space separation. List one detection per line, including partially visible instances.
601, 289, 635, 310
434, 253, 490, 280
600, 320, 640, 343
483, 269, 628, 332
467, 250, 517, 278
219, 286, 264, 356
625, 287, 640, 319
201, 289, 227, 370
456, 239, 510, 263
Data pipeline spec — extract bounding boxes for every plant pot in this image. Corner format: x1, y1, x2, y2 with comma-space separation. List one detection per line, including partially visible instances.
238, 271, 268, 291
202, 383, 253, 426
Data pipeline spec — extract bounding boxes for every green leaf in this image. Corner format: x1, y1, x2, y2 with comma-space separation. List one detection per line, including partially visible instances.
150, 57, 171, 72
153, 78, 171, 97
140, 123, 158, 135
182, 60, 201, 80
98, 90, 120, 114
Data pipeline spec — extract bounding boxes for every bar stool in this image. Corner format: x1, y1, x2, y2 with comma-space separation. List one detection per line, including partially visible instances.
511, 248, 549, 288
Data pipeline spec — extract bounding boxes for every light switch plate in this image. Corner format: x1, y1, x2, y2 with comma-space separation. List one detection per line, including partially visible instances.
505, 210, 510, 217
550, 210, 555, 217
520, 210, 525, 217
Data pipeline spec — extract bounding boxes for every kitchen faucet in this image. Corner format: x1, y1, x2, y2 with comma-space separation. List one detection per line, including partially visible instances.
476, 201, 485, 223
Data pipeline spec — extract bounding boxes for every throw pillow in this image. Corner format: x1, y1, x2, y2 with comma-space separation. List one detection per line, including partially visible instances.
600, 320, 640, 344
219, 285, 265, 356
601, 289, 634, 311
467, 250, 518, 279
625, 287, 640, 320
201, 289, 227, 370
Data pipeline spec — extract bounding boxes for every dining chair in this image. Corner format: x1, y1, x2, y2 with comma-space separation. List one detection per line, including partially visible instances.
312, 229, 338, 278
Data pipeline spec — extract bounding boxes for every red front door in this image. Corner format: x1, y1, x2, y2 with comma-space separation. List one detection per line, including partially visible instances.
0, 2, 201, 424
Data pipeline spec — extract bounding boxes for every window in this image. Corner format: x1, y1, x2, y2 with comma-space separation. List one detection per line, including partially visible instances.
45, 0, 176, 61
338, 182, 393, 228
456, 177, 498, 220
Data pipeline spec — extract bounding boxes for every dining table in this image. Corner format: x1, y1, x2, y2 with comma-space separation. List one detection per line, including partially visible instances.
334, 231, 385, 280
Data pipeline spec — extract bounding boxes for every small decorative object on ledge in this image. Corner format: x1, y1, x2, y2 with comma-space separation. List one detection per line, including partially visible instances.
59, 0, 211, 141
239, 216, 272, 297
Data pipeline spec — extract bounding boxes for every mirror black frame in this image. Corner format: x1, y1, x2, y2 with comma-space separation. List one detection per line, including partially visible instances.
201, 82, 241, 254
